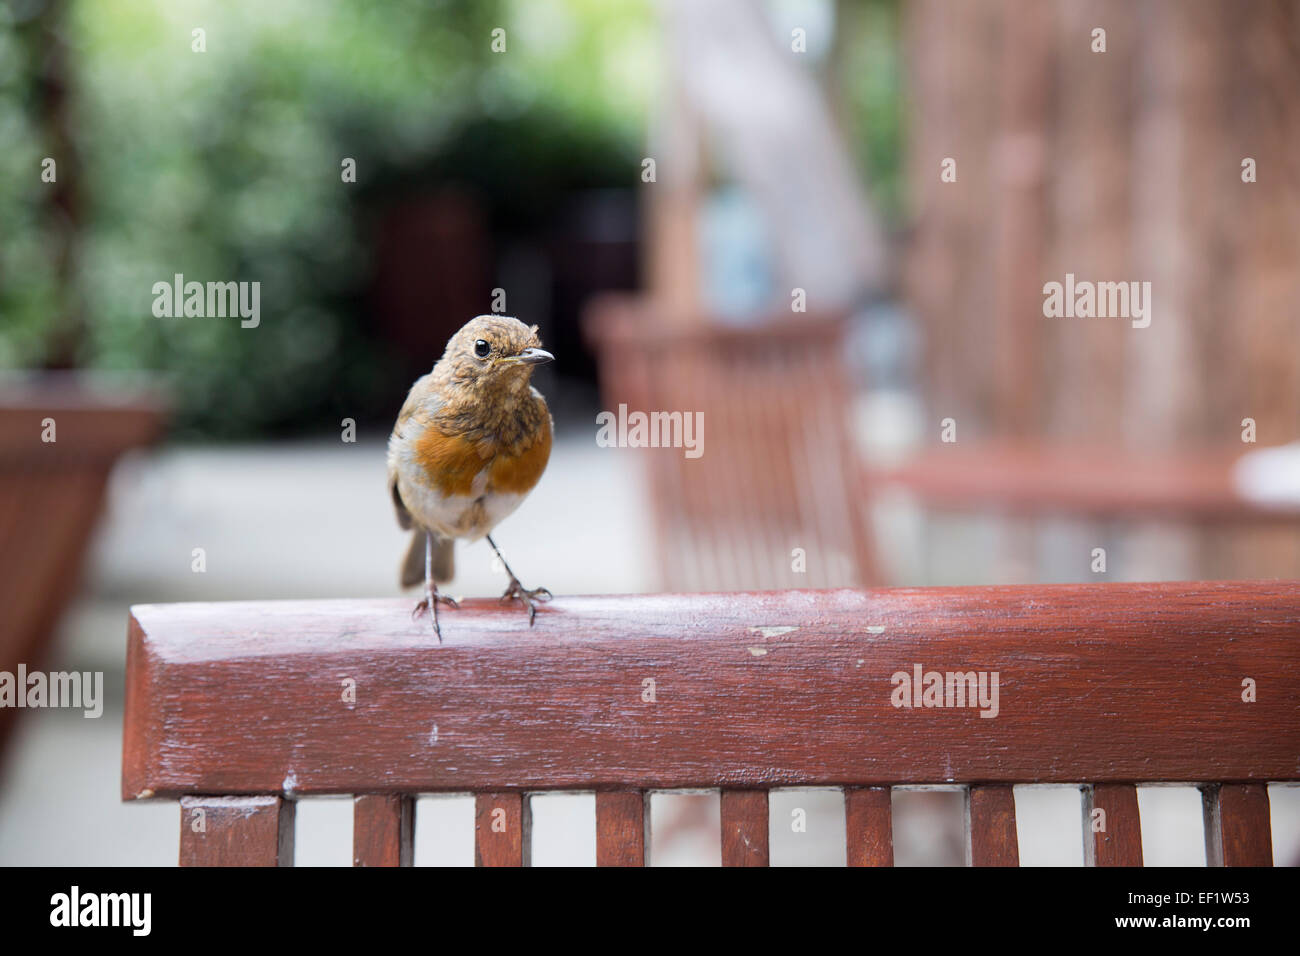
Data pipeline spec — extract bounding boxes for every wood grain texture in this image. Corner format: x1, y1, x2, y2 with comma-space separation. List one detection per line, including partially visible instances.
845, 786, 894, 866
720, 790, 769, 866
353, 794, 413, 867
595, 791, 648, 867
122, 583, 1300, 798
1203, 783, 1273, 866
1083, 783, 1143, 866
474, 792, 529, 867
179, 795, 294, 867
966, 785, 1019, 866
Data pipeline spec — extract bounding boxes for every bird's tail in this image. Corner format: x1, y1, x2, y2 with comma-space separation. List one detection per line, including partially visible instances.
401, 530, 454, 588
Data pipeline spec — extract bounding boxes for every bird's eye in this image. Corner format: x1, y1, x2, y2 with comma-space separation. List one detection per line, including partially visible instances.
474, 339, 491, 358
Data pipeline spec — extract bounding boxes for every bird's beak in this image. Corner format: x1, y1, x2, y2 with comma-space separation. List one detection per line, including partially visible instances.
510, 347, 554, 366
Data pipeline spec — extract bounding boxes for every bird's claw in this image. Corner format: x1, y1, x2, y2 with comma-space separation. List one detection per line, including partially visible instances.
412, 594, 460, 618
412, 593, 459, 641
500, 579, 552, 626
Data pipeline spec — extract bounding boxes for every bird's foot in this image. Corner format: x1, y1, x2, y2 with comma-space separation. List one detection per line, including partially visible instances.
499, 579, 552, 626
412, 594, 460, 617
412, 593, 460, 641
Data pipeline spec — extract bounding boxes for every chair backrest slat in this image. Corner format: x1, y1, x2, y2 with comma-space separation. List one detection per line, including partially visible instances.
720, 790, 770, 867
594, 791, 649, 867
1203, 783, 1273, 867
1083, 783, 1144, 866
845, 786, 894, 866
966, 785, 1020, 866
474, 793, 529, 867
353, 794, 413, 867
178, 795, 294, 867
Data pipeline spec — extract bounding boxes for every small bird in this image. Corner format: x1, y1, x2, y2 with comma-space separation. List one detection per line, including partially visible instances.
387, 315, 554, 639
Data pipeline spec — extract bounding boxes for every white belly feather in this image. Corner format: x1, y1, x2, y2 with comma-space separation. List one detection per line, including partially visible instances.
390, 434, 528, 541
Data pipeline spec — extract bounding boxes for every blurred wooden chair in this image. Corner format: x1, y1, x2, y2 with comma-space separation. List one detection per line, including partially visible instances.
584, 295, 879, 591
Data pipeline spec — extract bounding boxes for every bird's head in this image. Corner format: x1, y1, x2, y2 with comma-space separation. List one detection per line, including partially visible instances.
436, 315, 554, 394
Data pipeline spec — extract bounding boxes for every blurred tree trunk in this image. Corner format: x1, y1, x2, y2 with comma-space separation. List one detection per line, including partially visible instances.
24, 0, 83, 369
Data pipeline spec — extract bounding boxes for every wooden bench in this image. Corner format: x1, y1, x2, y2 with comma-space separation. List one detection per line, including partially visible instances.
121, 581, 1299, 866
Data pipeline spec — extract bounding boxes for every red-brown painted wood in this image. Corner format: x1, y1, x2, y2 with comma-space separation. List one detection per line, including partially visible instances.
1203, 784, 1273, 866
845, 786, 894, 866
595, 791, 648, 866
966, 785, 1019, 866
1083, 783, 1143, 866
353, 794, 413, 867
121, 584, 1300, 798
179, 795, 294, 866
720, 790, 769, 866
474, 792, 529, 867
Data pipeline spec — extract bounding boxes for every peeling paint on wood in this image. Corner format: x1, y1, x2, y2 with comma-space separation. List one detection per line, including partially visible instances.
748, 626, 799, 638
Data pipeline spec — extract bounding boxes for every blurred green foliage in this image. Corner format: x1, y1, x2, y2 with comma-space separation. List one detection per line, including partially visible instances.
0, 0, 655, 437
836, 0, 905, 226
0, 0, 902, 438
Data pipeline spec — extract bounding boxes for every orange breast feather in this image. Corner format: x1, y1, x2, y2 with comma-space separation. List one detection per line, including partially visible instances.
490, 418, 552, 495
413, 429, 485, 497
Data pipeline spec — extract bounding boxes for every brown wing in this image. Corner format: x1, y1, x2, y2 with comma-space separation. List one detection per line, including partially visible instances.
390, 480, 413, 530
387, 374, 441, 531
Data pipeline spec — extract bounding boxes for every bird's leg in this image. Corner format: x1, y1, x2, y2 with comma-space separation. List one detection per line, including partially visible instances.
412, 531, 458, 641
486, 533, 552, 626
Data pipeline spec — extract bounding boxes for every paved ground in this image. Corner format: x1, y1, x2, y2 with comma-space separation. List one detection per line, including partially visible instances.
1, 434, 1296, 865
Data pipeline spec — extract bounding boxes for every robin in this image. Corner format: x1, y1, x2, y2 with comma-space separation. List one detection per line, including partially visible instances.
387, 315, 554, 639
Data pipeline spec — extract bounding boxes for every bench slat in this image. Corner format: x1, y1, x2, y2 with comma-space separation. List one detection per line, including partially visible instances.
1203, 783, 1273, 866
179, 795, 294, 867
721, 790, 769, 866
1083, 784, 1143, 866
353, 794, 413, 867
474, 792, 530, 867
845, 786, 894, 866
595, 791, 649, 866
966, 785, 1019, 866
